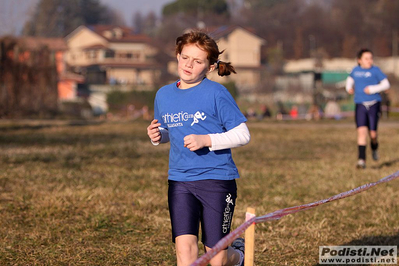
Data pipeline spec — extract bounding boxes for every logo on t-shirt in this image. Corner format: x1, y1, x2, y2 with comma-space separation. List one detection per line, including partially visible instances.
354, 71, 372, 78
191, 111, 207, 126
162, 110, 207, 127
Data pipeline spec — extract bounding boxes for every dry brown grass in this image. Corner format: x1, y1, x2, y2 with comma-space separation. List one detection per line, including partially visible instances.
0, 119, 398, 265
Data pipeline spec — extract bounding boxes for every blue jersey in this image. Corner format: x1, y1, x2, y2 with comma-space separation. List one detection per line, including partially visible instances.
349, 65, 387, 103
154, 78, 247, 182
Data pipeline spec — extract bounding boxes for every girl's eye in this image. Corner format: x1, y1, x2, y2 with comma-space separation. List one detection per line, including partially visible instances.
196, 61, 202, 64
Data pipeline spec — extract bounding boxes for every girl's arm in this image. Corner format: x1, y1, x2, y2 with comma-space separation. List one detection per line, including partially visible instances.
364, 78, 390, 94
151, 127, 170, 146
147, 119, 170, 146
183, 123, 250, 152
345, 76, 354, 94
208, 123, 250, 151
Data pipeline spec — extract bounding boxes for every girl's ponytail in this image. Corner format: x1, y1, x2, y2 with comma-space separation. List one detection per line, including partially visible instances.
216, 60, 236, 76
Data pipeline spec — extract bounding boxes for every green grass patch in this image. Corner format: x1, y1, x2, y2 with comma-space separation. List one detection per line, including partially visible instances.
0, 119, 398, 265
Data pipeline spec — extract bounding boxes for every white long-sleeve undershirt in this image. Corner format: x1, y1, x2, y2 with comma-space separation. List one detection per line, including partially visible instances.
151, 123, 251, 151
151, 127, 169, 146
345, 76, 390, 94
367, 78, 390, 94
345, 76, 354, 93
208, 123, 250, 151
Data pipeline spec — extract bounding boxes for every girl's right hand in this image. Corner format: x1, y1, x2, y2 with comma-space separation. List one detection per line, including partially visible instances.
147, 119, 162, 143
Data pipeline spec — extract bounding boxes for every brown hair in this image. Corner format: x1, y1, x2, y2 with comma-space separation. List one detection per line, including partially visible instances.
175, 31, 236, 76
357, 48, 372, 59
357, 48, 373, 66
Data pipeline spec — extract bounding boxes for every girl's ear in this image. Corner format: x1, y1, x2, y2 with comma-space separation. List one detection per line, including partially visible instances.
176, 54, 180, 62
208, 64, 216, 73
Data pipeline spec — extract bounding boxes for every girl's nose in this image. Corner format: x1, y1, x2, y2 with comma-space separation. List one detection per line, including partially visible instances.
185, 60, 193, 68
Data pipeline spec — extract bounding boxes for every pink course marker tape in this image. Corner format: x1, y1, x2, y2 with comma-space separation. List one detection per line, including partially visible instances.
191, 170, 399, 266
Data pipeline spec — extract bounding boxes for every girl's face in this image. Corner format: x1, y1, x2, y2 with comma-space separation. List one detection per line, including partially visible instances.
358, 52, 373, 69
177, 44, 215, 89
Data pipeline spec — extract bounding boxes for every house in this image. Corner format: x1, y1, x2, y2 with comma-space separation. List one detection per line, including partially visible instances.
167, 26, 266, 94
65, 25, 162, 87
271, 58, 348, 105
207, 26, 266, 93
284, 56, 399, 86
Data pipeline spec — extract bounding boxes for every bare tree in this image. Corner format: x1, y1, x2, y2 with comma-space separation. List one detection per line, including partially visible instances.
22, 0, 124, 37
0, 37, 58, 118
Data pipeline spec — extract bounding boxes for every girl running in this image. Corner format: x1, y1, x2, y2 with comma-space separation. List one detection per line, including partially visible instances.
147, 31, 250, 266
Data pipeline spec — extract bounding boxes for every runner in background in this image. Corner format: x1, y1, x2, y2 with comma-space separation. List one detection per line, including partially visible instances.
345, 48, 390, 169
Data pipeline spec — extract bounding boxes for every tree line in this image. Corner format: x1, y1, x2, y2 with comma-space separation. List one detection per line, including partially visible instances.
0, 37, 58, 118
4, 0, 397, 118
156, 0, 399, 60
22, 0, 398, 60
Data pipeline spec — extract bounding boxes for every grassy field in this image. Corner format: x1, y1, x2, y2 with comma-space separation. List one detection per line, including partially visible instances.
0, 118, 398, 265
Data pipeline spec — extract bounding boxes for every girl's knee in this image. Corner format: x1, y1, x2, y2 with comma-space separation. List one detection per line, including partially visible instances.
175, 235, 198, 265
370, 130, 378, 140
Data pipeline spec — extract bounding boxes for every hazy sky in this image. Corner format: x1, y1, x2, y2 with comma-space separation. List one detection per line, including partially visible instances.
101, 0, 174, 22
0, 0, 174, 36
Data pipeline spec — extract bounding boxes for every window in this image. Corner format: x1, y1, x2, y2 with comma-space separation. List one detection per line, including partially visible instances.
115, 52, 140, 60
86, 50, 97, 60
105, 50, 115, 58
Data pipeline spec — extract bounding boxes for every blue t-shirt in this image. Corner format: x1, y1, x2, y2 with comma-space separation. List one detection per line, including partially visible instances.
154, 78, 247, 182
349, 65, 387, 103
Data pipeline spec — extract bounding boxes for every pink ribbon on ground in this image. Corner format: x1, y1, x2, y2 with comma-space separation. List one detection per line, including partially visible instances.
191, 170, 399, 266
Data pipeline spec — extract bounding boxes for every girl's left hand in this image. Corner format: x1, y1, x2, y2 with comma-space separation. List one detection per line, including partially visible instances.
364, 87, 370, 94
184, 134, 211, 151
